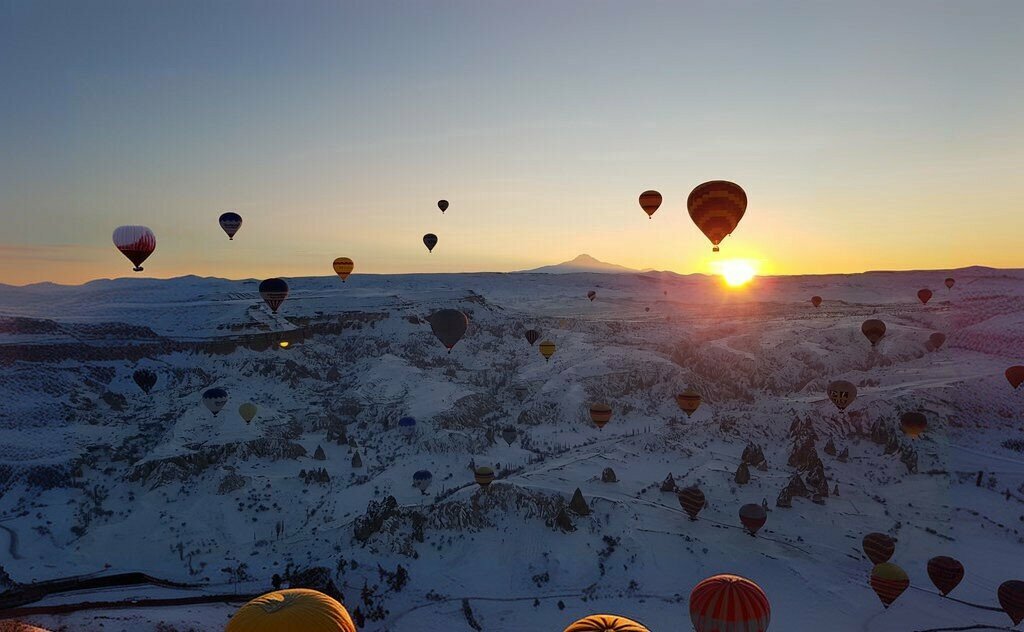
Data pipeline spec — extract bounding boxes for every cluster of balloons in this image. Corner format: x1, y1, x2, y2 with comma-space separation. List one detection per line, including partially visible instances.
640, 181, 747, 253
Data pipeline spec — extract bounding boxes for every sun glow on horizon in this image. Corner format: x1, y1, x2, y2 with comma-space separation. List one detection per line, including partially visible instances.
715, 259, 757, 287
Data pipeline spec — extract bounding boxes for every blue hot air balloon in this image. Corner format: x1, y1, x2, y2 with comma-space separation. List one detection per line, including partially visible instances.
413, 470, 433, 491
398, 416, 417, 436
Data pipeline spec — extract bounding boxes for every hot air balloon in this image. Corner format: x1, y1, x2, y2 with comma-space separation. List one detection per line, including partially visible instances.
677, 486, 705, 520
112, 225, 156, 272
900, 411, 927, 438
413, 470, 433, 492
675, 389, 702, 418
437, 200, 449, 214
332, 257, 354, 282
928, 332, 946, 350
587, 290, 597, 302
225, 588, 355, 632
999, 580, 1024, 625
501, 426, 518, 446
870, 563, 909, 608
862, 533, 896, 564
687, 180, 747, 252
0, 622, 53, 632
690, 574, 770, 632
927, 556, 964, 596
423, 233, 438, 253
218, 212, 242, 240
398, 416, 417, 436
644, 307, 650, 312
811, 296, 822, 308
202, 388, 228, 416
564, 614, 650, 632
259, 278, 289, 314
944, 277, 955, 289
739, 503, 767, 536
917, 288, 933, 304
238, 402, 257, 424
589, 403, 612, 430
862, 319, 886, 347
524, 329, 540, 346
827, 380, 857, 412
132, 369, 157, 394
1006, 366, 1024, 389
474, 466, 494, 488
427, 309, 468, 352
639, 190, 662, 220
539, 340, 556, 361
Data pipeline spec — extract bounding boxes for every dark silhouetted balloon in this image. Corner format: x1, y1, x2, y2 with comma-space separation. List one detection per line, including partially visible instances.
113, 226, 156, 272
423, 233, 438, 253
927, 556, 964, 596
918, 288, 933, 304
202, 387, 228, 416
133, 369, 157, 394
524, 329, 540, 346
811, 296, 822, 308
677, 486, 705, 520
437, 200, 449, 214
501, 426, 517, 446
871, 563, 909, 608
827, 380, 857, 412
687, 181, 747, 252
587, 291, 596, 301
944, 277, 955, 289
413, 470, 432, 491
1006, 366, 1024, 389
863, 533, 896, 564
999, 580, 1024, 625
259, 278, 289, 314
862, 319, 886, 347
929, 332, 946, 350
639, 190, 662, 219
219, 212, 242, 240
427, 309, 468, 352
901, 411, 927, 438
739, 503, 767, 535
690, 574, 769, 632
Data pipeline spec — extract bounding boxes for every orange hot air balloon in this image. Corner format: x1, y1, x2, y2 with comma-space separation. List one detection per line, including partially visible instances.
827, 380, 857, 412
589, 403, 612, 429
918, 288, 933, 304
1006, 366, 1024, 389
927, 556, 964, 596
811, 296, 822, 308
928, 332, 946, 350
639, 190, 662, 219
999, 580, 1024, 626
539, 340, 556, 361
900, 411, 927, 438
739, 503, 767, 536
862, 532, 896, 564
587, 290, 597, 301
675, 389, 701, 417
563, 614, 650, 632
225, 589, 356, 632
687, 180, 747, 252
677, 486, 705, 520
871, 563, 909, 608
474, 466, 495, 488
332, 257, 354, 282
944, 277, 955, 289
0, 623, 53, 632
690, 574, 770, 632
861, 319, 886, 347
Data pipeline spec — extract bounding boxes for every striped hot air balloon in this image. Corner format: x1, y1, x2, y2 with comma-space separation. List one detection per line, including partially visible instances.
677, 486, 706, 520
218, 212, 242, 240
689, 574, 770, 632
861, 319, 886, 347
739, 503, 767, 536
587, 290, 597, 301
332, 257, 354, 282
524, 329, 540, 346
563, 613, 650, 632
687, 181, 747, 253
926, 556, 964, 596
539, 340, 556, 361
259, 278, 289, 313
639, 190, 662, 219
474, 466, 495, 488
589, 403, 612, 430
0, 622, 53, 632
226, 589, 355, 632
112, 225, 156, 271
870, 563, 909, 608
862, 533, 896, 564
675, 389, 702, 417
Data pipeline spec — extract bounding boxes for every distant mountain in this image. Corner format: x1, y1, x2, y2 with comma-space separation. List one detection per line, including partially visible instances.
518, 254, 638, 274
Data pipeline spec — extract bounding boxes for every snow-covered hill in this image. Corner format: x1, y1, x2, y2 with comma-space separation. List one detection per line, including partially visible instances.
0, 267, 1022, 631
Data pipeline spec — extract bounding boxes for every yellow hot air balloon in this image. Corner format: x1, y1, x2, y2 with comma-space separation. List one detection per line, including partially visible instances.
238, 402, 258, 424
226, 589, 356, 632
332, 257, 354, 282
474, 466, 495, 488
675, 389, 701, 417
539, 340, 556, 361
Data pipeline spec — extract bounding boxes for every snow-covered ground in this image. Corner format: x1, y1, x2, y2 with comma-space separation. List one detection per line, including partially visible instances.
1, 266, 1022, 631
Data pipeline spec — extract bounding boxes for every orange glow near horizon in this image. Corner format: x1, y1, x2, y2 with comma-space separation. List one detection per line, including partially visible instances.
713, 259, 758, 287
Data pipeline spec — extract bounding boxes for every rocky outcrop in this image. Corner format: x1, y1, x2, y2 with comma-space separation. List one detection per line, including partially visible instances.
569, 488, 590, 516
660, 473, 677, 492
735, 462, 750, 485
129, 438, 307, 488
601, 467, 617, 483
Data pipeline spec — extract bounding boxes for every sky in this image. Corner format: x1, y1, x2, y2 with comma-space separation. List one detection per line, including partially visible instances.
2, 0, 1023, 285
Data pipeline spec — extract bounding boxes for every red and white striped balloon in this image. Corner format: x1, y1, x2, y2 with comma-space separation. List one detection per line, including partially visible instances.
690, 574, 770, 632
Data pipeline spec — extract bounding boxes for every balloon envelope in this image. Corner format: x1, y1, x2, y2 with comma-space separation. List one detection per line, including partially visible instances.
927, 556, 964, 596
677, 486, 705, 520
918, 288, 933, 304
259, 278, 289, 314
501, 426, 518, 446
900, 411, 927, 438
944, 277, 955, 289
827, 380, 857, 411
862, 532, 896, 564
638, 190, 662, 219
427, 309, 469, 352
413, 470, 433, 491
689, 574, 770, 632
739, 503, 767, 535
539, 340, 556, 361
870, 563, 909, 608
437, 200, 448, 213
218, 212, 242, 240
563, 614, 650, 632
675, 389, 701, 417
587, 291, 596, 301
811, 296, 822, 307
332, 257, 354, 282
238, 402, 257, 423
423, 233, 438, 252
202, 388, 228, 416
928, 332, 946, 350
474, 466, 494, 488
133, 369, 157, 394
589, 403, 612, 429
112, 225, 156, 271
1006, 366, 1024, 389
524, 329, 540, 346
998, 580, 1024, 625
687, 181, 747, 252
861, 319, 886, 347
226, 588, 355, 632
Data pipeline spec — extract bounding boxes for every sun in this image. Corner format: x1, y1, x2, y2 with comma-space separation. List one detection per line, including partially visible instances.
717, 260, 756, 287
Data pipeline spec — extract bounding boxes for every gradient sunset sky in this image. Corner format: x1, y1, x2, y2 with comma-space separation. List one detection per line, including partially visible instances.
2, 1, 1023, 285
